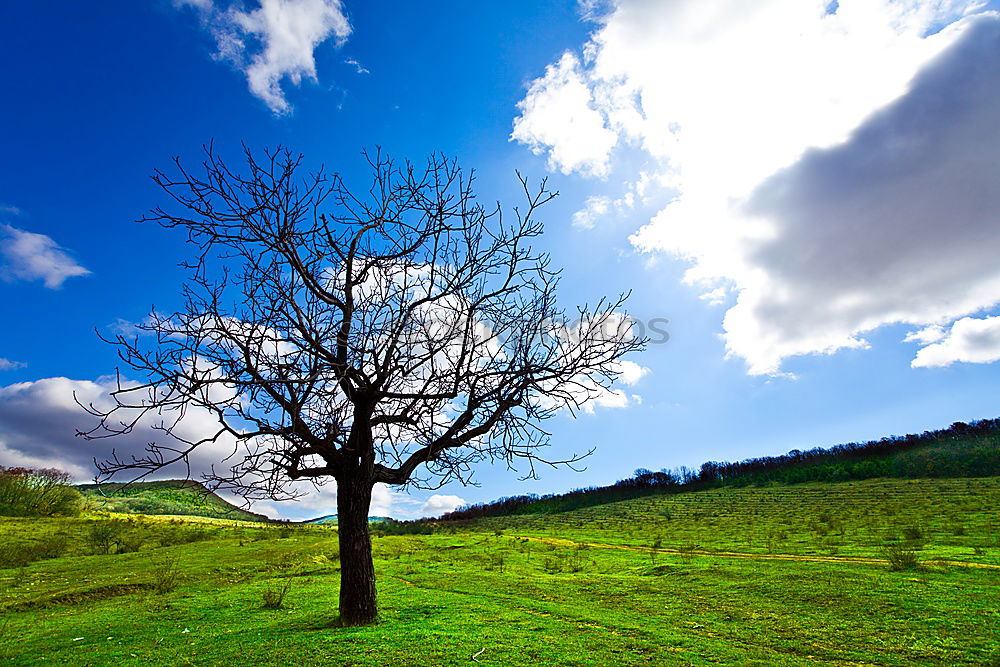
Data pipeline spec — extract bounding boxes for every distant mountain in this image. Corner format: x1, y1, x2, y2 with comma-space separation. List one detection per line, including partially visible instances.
77, 479, 269, 522
302, 515, 393, 524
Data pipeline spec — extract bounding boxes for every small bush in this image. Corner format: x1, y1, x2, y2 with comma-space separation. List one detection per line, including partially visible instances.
483, 551, 507, 573
371, 519, 434, 536
87, 519, 128, 554
0, 536, 70, 568
902, 526, 924, 541
116, 531, 148, 554
152, 557, 182, 594
261, 580, 291, 609
158, 526, 210, 547
882, 543, 920, 571
31, 535, 70, 560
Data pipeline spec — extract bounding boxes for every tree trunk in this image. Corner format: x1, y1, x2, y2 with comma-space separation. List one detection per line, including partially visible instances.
336, 476, 377, 625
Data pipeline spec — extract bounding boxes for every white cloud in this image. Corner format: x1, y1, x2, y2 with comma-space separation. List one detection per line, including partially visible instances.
253, 481, 416, 520
0, 376, 238, 483
511, 52, 618, 177
911, 315, 1000, 367
616, 359, 649, 385
344, 58, 369, 74
581, 387, 630, 413
572, 195, 612, 229
419, 494, 466, 517
1, 224, 90, 289
698, 287, 728, 307
0, 358, 26, 371
175, 0, 214, 9
180, 0, 351, 114
513, 0, 1000, 375
903, 324, 948, 345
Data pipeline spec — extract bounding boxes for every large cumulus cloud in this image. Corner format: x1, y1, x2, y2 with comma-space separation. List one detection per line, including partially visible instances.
0, 376, 238, 481
514, 0, 1000, 374
725, 18, 1000, 373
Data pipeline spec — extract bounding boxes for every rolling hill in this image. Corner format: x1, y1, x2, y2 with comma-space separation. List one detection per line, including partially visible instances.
76, 479, 270, 522
435, 417, 1000, 521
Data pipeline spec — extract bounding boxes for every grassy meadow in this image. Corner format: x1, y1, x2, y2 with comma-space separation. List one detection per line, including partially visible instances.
1, 477, 998, 665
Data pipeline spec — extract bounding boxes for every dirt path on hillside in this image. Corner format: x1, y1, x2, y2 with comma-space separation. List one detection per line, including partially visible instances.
504, 534, 1000, 571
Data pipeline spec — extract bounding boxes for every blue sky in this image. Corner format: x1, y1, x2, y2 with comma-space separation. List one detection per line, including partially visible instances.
2, 0, 1000, 519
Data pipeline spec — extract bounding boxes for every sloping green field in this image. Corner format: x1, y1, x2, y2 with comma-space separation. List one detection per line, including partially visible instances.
1, 478, 998, 665
76, 480, 269, 523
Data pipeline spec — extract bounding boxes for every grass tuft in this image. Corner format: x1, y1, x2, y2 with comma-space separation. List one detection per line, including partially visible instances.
881, 542, 920, 571
261, 580, 292, 609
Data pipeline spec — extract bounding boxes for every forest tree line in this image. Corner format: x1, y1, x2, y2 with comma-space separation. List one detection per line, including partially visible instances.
427, 418, 1000, 522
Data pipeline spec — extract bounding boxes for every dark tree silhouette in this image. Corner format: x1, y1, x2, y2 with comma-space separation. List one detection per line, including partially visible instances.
79, 146, 645, 624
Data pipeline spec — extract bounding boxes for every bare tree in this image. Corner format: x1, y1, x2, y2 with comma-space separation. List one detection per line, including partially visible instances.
79, 146, 646, 625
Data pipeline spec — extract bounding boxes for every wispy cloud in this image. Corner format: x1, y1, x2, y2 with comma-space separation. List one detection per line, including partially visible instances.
344, 58, 369, 74
178, 0, 352, 114
1, 224, 90, 289
0, 358, 26, 371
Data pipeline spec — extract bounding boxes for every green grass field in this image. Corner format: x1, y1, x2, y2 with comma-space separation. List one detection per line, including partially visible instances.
1, 478, 998, 665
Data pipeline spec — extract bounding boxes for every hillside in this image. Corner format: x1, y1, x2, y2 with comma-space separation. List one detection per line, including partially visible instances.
466, 477, 1000, 565
1, 476, 997, 665
76, 480, 270, 522
438, 417, 1000, 521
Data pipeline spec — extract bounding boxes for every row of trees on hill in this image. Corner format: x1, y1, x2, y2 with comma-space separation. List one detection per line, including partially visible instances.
694, 418, 1000, 484
433, 418, 1000, 521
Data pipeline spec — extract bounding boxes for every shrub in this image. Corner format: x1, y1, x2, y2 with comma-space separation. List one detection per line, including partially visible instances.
372, 519, 435, 536
87, 519, 128, 554
116, 531, 148, 554
158, 526, 210, 547
0, 535, 70, 568
152, 557, 182, 594
261, 580, 291, 609
0, 467, 82, 517
902, 526, 924, 541
542, 556, 561, 574
30, 535, 70, 560
882, 543, 920, 571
